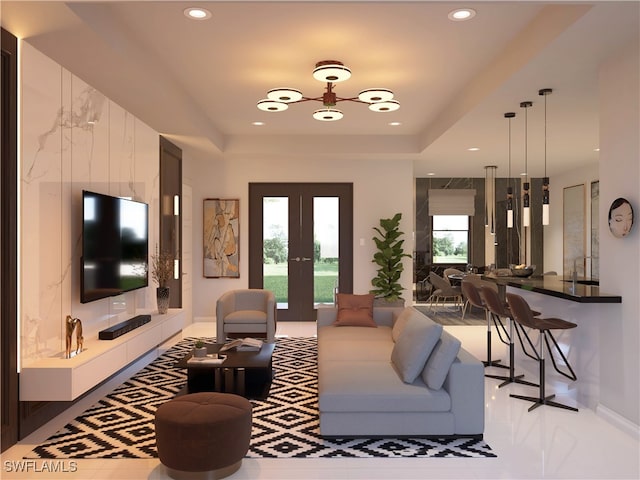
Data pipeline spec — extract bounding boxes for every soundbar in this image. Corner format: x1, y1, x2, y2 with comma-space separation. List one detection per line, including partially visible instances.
99, 314, 152, 340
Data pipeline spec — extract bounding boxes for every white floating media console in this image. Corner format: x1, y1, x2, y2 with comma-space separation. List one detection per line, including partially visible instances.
20, 309, 185, 401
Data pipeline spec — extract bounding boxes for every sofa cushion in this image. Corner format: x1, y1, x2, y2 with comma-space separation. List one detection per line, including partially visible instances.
318, 325, 393, 362
391, 316, 443, 383
421, 330, 462, 390
225, 310, 267, 323
318, 360, 451, 413
391, 307, 414, 342
334, 293, 376, 327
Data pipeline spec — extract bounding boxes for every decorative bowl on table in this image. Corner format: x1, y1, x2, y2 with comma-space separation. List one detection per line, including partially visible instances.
510, 264, 536, 277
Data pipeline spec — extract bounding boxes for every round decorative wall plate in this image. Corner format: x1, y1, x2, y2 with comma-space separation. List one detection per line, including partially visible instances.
608, 197, 634, 238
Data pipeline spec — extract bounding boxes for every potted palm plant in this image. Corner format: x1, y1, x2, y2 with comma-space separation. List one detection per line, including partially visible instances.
370, 213, 411, 306
151, 247, 174, 314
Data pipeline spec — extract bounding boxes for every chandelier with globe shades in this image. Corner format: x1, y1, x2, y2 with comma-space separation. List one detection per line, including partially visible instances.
257, 60, 400, 122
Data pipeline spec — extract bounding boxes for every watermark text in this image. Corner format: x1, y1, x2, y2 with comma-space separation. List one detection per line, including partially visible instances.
3, 460, 78, 473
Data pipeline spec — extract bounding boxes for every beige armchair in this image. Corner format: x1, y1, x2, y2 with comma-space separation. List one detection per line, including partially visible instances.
216, 289, 276, 343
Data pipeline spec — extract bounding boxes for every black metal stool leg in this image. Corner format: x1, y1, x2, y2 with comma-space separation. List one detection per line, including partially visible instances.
483, 310, 509, 371
510, 331, 578, 412
497, 317, 538, 388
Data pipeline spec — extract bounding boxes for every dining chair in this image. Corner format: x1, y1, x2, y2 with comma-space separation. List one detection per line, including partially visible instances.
443, 268, 465, 285
427, 272, 462, 310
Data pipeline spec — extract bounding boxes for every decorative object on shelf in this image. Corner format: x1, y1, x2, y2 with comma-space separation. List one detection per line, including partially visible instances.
193, 339, 208, 358
64, 315, 83, 359
156, 287, 170, 314
257, 60, 399, 121
484, 165, 497, 235
203, 198, 240, 278
504, 112, 516, 229
370, 213, 410, 304
520, 100, 533, 228
608, 197, 634, 238
151, 246, 174, 314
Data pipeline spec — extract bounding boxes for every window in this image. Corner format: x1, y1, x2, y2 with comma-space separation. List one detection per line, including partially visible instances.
432, 215, 469, 264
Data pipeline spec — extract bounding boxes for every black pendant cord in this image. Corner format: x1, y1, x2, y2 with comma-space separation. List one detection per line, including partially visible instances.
544, 94, 547, 178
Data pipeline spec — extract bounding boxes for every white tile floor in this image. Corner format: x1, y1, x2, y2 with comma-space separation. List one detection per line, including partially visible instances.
2, 320, 639, 480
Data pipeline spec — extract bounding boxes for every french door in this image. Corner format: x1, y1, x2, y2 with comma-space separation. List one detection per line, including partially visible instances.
249, 183, 353, 321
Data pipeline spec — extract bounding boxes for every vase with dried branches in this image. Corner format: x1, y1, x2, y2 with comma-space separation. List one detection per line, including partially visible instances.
151, 247, 174, 314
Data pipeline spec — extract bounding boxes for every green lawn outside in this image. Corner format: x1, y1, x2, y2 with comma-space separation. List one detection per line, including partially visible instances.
263, 262, 338, 303
433, 255, 468, 264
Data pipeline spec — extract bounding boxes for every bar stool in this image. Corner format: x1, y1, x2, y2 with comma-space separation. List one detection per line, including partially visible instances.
479, 286, 537, 388
461, 280, 509, 372
506, 293, 578, 412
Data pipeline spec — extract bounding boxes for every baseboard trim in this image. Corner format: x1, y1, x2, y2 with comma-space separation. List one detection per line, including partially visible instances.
194, 316, 215, 323
596, 404, 640, 440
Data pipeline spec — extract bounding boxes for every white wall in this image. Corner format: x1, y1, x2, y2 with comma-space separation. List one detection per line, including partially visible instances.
183, 154, 414, 321
597, 39, 640, 427
543, 162, 599, 275
20, 43, 160, 368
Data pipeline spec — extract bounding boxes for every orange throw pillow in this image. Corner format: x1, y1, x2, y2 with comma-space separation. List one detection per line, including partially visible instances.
334, 293, 377, 327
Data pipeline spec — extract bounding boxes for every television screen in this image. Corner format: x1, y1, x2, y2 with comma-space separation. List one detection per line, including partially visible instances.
81, 190, 149, 303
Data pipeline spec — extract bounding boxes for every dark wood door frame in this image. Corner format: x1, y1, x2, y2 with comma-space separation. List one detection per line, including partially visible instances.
1, 27, 19, 452
248, 183, 353, 321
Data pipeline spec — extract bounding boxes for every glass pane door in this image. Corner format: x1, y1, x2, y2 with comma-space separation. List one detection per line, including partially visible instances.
313, 197, 339, 306
249, 183, 353, 321
263, 197, 289, 309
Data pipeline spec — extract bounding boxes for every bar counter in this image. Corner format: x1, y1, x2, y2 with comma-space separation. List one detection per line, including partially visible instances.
479, 273, 622, 410
482, 274, 622, 303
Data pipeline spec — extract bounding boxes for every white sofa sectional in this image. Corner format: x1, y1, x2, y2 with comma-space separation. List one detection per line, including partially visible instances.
316, 306, 485, 438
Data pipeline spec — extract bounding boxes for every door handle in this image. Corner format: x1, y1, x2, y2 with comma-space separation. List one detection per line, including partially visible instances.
301, 257, 312, 262
289, 257, 312, 262
289, 257, 300, 262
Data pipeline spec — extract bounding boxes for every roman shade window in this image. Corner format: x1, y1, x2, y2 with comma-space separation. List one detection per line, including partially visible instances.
428, 189, 476, 216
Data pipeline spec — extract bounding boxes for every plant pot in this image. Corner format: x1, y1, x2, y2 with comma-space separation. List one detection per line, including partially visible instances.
193, 346, 207, 358
156, 287, 170, 314
373, 297, 405, 308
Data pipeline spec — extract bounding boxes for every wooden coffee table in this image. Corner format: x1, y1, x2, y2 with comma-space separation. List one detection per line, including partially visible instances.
176, 342, 275, 399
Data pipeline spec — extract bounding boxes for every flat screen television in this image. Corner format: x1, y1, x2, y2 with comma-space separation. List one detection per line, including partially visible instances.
81, 190, 149, 303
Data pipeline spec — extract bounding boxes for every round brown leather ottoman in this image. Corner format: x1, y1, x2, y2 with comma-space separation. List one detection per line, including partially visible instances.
155, 392, 252, 480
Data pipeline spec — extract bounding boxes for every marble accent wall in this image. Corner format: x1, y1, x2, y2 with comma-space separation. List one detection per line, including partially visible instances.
415, 177, 485, 280
415, 177, 541, 279
20, 42, 160, 368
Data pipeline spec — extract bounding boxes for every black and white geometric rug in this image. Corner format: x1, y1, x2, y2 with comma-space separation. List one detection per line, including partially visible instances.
26, 337, 496, 459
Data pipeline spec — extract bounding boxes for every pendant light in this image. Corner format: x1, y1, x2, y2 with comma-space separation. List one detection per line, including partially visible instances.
539, 88, 553, 225
505, 112, 516, 229
520, 101, 532, 228
484, 165, 497, 234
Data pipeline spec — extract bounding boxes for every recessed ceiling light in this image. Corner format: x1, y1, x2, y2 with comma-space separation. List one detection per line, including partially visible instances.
520, 172, 528, 176
593, 148, 600, 152
468, 147, 480, 151
448, 8, 476, 21
252, 121, 265, 126
184, 7, 212, 20
427, 172, 436, 176
388, 122, 402, 126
